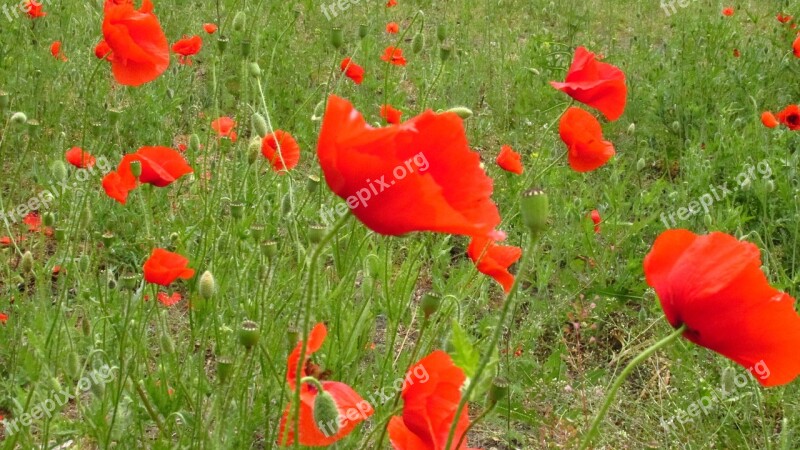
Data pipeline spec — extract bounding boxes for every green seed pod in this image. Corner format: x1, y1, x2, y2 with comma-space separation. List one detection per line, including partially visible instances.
129, 160, 142, 178
306, 174, 320, 193
412, 32, 425, 54
330, 27, 344, 49
436, 24, 447, 42
101, 231, 115, 247
520, 189, 549, 236
308, 225, 326, 244
487, 377, 509, 407
217, 36, 229, 53
313, 389, 340, 436
262, 240, 278, 258
358, 24, 368, 39
10, 111, 27, 125
43, 212, 55, 227
216, 356, 235, 383
445, 106, 473, 119
55, 227, 67, 241
249, 224, 264, 241
81, 316, 91, 336
238, 320, 260, 350
286, 328, 299, 348
230, 202, 245, 219
252, 113, 269, 137
198, 270, 216, 300
189, 134, 201, 152
282, 193, 292, 214
232, 12, 246, 32
20, 250, 34, 274
108, 108, 122, 125
420, 292, 441, 318
439, 46, 452, 62
0, 91, 9, 109
765, 180, 775, 192
119, 274, 139, 291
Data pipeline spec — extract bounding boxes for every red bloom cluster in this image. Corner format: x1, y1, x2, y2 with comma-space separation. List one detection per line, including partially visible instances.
102, 146, 193, 204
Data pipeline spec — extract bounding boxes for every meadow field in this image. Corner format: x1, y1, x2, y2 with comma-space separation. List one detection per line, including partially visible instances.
0, 0, 799, 448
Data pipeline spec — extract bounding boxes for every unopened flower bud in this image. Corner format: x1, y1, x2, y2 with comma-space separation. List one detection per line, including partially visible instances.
81, 317, 91, 336
160, 333, 175, 354
636, 158, 646, 171
20, 250, 34, 273
189, 134, 201, 152
313, 389, 340, 436
232, 12, 246, 32
43, 212, 55, 227
436, 24, 447, 42
520, 189, 549, 236
412, 32, 425, 54
446, 106, 473, 119
238, 320, 260, 350
50, 160, 68, 181
439, 46, 452, 62
627, 123, 636, 134
252, 113, 268, 137
198, 270, 216, 300
282, 193, 292, 214
10, 111, 27, 125
248, 61, 262, 78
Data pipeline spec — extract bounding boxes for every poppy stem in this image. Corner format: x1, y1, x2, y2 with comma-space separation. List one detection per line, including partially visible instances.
381, 11, 423, 119
578, 323, 687, 449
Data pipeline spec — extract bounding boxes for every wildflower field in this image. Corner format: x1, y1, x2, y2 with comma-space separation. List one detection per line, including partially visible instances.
1, 0, 800, 448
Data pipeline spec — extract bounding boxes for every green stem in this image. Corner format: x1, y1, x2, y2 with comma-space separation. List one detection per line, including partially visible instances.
578, 324, 687, 450
455, 403, 496, 449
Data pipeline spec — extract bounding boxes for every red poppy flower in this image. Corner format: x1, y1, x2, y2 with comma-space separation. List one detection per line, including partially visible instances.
50, 41, 67, 61
794, 35, 800, 58
318, 95, 502, 239
590, 209, 601, 233
65, 147, 96, 168
386, 0, 397, 6
278, 323, 373, 446
172, 35, 202, 65
732, 48, 740, 58
261, 130, 301, 172
722, 7, 734, 16
777, 13, 792, 24
157, 291, 182, 306
102, 0, 169, 86
0, 312, 7, 324
380, 104, 403, 124
386, 22, 399, 34
340, 58, 365, 85
388, 350, 477, 450
550, 47, 627, 121
143, 248, 195, 286
211, 117, 237, 142
558, 107, 616, 172
761, 111, 779, 128
467, 236, 522, 293
23, 212, 41, 232
102, 146, 193, 204
644, 230, 800, 387
94, 40, 114, 61
0, 237, 11, 246
25, 0, 45, 18
776, 105, 800, 130
496, 145, 523, 175
203, 23, 218, 34
381, 46, 407, 66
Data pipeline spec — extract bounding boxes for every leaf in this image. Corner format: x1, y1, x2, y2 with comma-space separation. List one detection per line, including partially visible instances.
448, 320, 480, 378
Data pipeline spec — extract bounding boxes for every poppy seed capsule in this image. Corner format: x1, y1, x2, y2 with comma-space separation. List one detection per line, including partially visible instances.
216, 356, 234, 383
119, 274, 138, 290
20, 250, 34, 273
412, 32, 425, 54
216, 36, 229, 53
189, 134, 201, 152
0, 91, 9, 109
262, 240, 278, 258
252, 113, 268, 137
358, 24, 368, 39
43, 212, 55, 227
101, 231, 115, 247
309, 225, 326, 244
420, 292, 442, 318
520, 189, 549, 236
331, 28, 344, 49
129, 160, 142, 177
198, 270, 216, 300
487, 377, 509, 407
313, 389, 340, 437
238, 320, 260, 350
108, 108, 122, 125
439, 46, 452, 62
249, 224, 264, 241
230, 202, 244, 219
306, 175, 320, 193
10, 111, 27, 125
445, 106, 473, 119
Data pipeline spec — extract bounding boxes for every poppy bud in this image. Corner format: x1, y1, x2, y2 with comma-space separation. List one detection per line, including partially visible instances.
189, 134, 201, 152
129, 160, 142, 177
262, 240, 278, 258
54, 227, 66, 241
108, 108, 122, 126
240, 40, 251, 58
487, 377, 509, 408
420, 292, 441, 318
108, 277, 118, 290
81, 317, 91, 336
217, 36, 229, 53
238, 320, 260, 350
252, 113, 268, 137
78, 254, 90, 271
439, 46, 452, 62
67, 352, 81, 380
520, 189, 549, 236
636, 158, 646, 171
247, 138, 261, 164
230, 202, 244, 219
766, 180, 775, 192
445, 106, 473, 119
248, 62, 262, 78
43, 212, 55, 227
160, 333, 175, 354
0, 91, 8, 110
671, 121, 680, 132
198, 270, 216, 300
249, 224, 264, 241
412, 32, 425, 54
50, 160, 68, 182
358, 24, 368, 39
313, 389, 340, 437
20, 250, 34, 274
528, 68, 540, 75
282, 193, 293, 214
627, 123, 636, 134
10, 111, 27, 125
232, 12, 246, 32
364, 254, 381, 277
331, 27, 344, 49
216, 356, 234, 383
309, 224, 326, 244
101, 231, 115, 247
436, 24, 447, 42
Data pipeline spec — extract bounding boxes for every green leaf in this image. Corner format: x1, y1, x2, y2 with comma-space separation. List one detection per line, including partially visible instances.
448, 320, 480, 378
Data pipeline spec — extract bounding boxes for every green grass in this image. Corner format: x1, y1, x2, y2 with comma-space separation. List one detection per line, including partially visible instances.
0, 0, 799, 448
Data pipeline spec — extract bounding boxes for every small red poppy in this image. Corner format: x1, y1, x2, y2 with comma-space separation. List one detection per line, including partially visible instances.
211, 117, 237, 142
732, 48, 740, 58
590, 209, 601, 233
23, 212, 41, 232
496, 145, 523, 175
340, 58, 365, 85
722, 7, 734, 17
94, 40, 114, 61
761, 111, 779, 128
143, 248, 195, 286
550, 46, 627, 121
25, 0, 45, 18
0, 312, 7, 324
261, 130, 301, 172
203, 23, 218, 34
65, 147, 96, 168
386, 22, 399, 34
777, 13, 792, 24
381, 46, 407, 66
559, 107, 616, 172
644, 230, 800, 386
467, 236, 522, 293
776, 105, 800, 130
380, 104, 403, 124
386, 0, 397, 6
172, 35, 202, 65
157, 291, 182, 307
102, 0, 169, 86
50, 41, 67, 61
794, 35, 800, 58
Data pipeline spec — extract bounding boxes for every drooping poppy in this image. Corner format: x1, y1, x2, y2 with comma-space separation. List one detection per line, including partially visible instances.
102, 146, 192, 204
590, 209, 601, 233
24, 0, 45, 18
261, 130, 301, 172
644, 230, 800, 387
172, 35, 202, 65
558, 107, 616, 172
340, 58, 365, 85
761, 111, 779, 128
777, 13, 792, 24
23, 212, 41, 232
211, 117, 237, 142
550, 46, 627, 121
496, 145, 523, 175
381, 46, 407, 66
203, 23, 218, 34
278, 323, 373, 447
794, 35, 800, 58
102, 0, 169, 86
380, 104, 403, 124
156, 291, 182, 306
143, 248, 195, 286
94, 40, 114, 61
776, 105, 800, 130
50, 41, 67, 61
388, 350, 477, 450
467, 236, 522, 293
317, 95, 502, 239
65, 147, 96, 168
386, 22, 399, 34
722, 7, 734, 16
